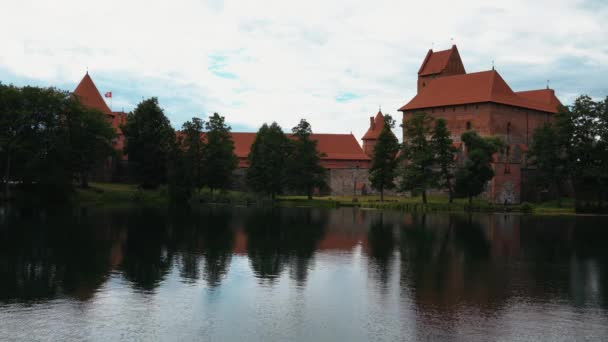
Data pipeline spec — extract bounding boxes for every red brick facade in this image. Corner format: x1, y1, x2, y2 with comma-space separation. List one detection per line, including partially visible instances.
399, 45, 562, 203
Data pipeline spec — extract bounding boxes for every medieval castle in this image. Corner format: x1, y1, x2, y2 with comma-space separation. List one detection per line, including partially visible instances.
73, 45, 561, 202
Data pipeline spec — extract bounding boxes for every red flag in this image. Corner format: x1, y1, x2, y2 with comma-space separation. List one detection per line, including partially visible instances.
104, 91, 112, 98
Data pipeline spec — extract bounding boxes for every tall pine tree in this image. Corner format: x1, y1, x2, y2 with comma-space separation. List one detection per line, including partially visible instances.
369, 114, 400, 201
179, 117, 205, 193
431, 118, 457, 203
203, 113, 238, 193
286, 119, 327, 199
399, 112, 435, 204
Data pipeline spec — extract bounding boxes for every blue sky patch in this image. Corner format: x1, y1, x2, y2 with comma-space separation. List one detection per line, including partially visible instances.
335, 92, 362, 102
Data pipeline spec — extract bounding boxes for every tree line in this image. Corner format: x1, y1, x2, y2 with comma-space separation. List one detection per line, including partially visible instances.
369, 112, 500, 204
119, 99, 327, 202
0, 84, 116, 200
528, 96, 608, 208
0, 85, 328, 203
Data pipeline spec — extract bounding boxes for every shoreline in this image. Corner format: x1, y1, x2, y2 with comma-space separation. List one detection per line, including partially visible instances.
2, 182, 584, 215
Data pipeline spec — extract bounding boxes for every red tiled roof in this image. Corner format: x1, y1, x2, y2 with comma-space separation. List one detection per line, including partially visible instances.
230, 132, 370, 160
399, 70, 560, 114
362, 111, 385, 140
178, 131, 370, 168
73, 73, 111, 114
515, 89, 562, 109
418, 46, 454, 76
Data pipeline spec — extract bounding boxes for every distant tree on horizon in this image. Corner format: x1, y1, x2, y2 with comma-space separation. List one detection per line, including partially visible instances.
369, 114, 400, 202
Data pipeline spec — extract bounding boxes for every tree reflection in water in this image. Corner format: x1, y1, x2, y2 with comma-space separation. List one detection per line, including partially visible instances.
245, 208, 327, 286
366, 213, 396, 290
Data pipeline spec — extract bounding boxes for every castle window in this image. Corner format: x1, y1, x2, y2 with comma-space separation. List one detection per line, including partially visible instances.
466, 121, 471, 130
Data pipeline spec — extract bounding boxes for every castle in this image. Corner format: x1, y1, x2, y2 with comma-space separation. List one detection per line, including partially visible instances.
398, 45, 561, 202
73, 45, 562, 201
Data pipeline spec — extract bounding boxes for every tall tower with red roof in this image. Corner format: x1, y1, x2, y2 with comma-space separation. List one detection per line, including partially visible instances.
417, 45, 466, 93
73, 72, 128, 158
362, 110, 386, 157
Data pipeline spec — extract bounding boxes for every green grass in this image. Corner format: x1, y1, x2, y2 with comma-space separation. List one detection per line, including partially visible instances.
277, 194, 577, 214
74, 183, 578, 214
75, 182, 169, 207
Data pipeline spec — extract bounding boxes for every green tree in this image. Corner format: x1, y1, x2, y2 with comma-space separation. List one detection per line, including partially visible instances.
528, 123, 564, 206
399, 112, 435, 204
454, 131, 502, 205
122, 98, 175, 189
0, 84, 27, 198
167, 139, 193, 204
247, 122, 290, 199
370, 114, 400, 201
286, 119, 327, 199
203, 113, 238, 193
431, 118, 457, 203
18, 86, 74, 197
180, 117, 205, 192
66, 102, 116, 188
555, 96, 608, 206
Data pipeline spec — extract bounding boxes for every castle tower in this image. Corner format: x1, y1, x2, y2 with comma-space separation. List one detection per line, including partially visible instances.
417, 45, 466, 93
362, 110, 385, 157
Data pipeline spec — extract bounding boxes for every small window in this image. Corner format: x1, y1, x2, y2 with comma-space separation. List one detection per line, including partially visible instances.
431, 108, 435, 113
507, 122, 511, 135
453, 107, 456, 112
466, 121, 471, 130
475, 104, 479, 109
422, 82, 426, 88
442, 107, 446, 112
505, 164, 511, 174
464, 105, 468, 111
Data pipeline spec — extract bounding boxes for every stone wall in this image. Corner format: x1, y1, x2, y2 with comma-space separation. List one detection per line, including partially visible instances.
327, 168, 372, 196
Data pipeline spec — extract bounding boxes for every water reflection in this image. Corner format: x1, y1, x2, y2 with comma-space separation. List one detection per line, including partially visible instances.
2, 207, 608, 340
245, 208, 327, 285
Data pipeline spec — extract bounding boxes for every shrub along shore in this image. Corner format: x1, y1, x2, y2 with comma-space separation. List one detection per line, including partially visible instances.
71, 182, 576, 214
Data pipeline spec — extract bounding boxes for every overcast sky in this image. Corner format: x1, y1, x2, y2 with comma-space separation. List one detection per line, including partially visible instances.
1, 0, 607, 141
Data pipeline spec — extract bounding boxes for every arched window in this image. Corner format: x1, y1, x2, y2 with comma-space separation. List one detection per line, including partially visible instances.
466, 121, 471, 130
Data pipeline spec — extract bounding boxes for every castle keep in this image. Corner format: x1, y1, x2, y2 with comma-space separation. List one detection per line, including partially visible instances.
399, 45, 562, 203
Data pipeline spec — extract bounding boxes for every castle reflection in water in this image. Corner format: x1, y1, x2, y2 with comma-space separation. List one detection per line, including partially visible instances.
1, 207, 607, 312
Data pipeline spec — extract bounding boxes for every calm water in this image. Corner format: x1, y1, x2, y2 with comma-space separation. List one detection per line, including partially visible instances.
1, 206, 608, 341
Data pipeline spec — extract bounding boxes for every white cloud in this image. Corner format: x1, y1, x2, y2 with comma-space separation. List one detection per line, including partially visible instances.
1, 0, 607, 140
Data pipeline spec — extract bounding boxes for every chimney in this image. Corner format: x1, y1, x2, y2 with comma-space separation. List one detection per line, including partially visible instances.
370, 117, 375, 130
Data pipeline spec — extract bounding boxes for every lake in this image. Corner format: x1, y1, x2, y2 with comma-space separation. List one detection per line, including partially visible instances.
1, 206, 608, 341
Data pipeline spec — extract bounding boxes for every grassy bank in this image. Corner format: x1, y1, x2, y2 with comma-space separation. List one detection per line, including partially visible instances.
75, 182, 256, 208
277, 195, 577, 214
74, 182, 576, 214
